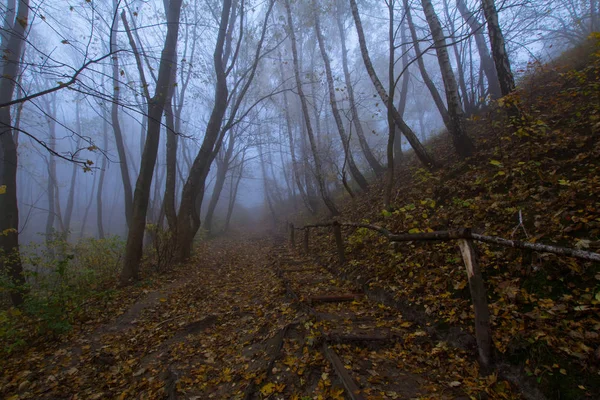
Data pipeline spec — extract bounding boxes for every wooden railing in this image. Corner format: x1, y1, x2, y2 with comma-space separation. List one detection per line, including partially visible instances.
288, 221, 600, 370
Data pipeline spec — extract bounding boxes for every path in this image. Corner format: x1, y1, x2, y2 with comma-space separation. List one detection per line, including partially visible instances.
1, 235, 490, 399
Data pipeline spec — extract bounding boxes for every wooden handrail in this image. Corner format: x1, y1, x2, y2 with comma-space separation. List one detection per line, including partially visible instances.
292, 222, 600, 263
288, 219, 600, 372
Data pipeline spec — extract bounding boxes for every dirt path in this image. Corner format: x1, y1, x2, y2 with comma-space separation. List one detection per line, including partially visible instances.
1, 235, 514, 399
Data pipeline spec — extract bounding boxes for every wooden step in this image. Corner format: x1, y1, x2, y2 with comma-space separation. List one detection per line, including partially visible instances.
309, 294, 361, 305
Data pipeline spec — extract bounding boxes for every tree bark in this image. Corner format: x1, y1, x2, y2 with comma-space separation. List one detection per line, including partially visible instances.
442, 0, 473, 112
79, 167, 97, 239
204, 132, 235, 234
456, 0, 502, 100
110, 0, 133, 227
0, 0, 29, 306
421, 0, 475, 158
394, 21, 410, 164
224, 151, 245, 233
285, 0, 339, 215
336, 11, 385, 176
481, 0, 516, 96
121, 0, 183, 283
97, 105, 109, 239
278, 52, 315, 214
404, 0, 450, 128
314, 6, 368, 192
175, 0, 233, 261
350, 0, 436, 169
164, 101, 178, 231
64, 101, 83, 237
385, 0, 397, 209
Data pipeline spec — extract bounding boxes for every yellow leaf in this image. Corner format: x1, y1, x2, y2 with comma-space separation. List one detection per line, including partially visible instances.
260, 382, 275, 396
560, 369, 567, 375
0, 185, 6, 194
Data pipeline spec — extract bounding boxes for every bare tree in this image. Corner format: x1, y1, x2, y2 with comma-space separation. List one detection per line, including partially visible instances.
349, 0, 436, 170
121, 0, 184, 283
335, 6, 385, 176
456, 0, 502, 100
110, 0, 134, 228
313, 4, 368, 192
284, 0, 339, 215
481, 0, 516, 96
0, 0, 29, 306
421, 0, 475, 157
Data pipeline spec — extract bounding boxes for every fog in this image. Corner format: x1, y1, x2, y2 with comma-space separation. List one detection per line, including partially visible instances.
0, 0, 591, 251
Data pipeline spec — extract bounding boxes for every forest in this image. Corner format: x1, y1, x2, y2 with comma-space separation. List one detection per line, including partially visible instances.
1, 0, 599, 399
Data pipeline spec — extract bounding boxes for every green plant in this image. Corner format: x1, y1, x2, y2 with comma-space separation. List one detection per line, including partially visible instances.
0, 234, 125, 353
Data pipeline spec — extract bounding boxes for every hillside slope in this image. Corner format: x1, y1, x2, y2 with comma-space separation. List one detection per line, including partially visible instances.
299, 40, 600, 399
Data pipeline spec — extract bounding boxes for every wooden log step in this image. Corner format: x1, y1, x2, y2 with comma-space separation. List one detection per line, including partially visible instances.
326, 332, 393, 343
309, 294, 361, 305
280, 267, 321, 273
278, 259, 305, 265
323, 343, 366, 400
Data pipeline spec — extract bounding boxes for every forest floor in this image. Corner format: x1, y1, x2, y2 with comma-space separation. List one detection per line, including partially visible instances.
3, 30, 600, 400
0, 235, 496, 400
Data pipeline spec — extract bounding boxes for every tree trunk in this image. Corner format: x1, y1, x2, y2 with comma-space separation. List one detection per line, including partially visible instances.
204, 133, 235, 235
421, 0, 475, 158
164, 101, 178, 231
278, 52, 315, 214
456, 0, 502, 100
97, 107, 109, 239
350, 0, 436, 169
79, 168, 97, 239
174, 0, 232, 262
442, 0, 472, 112
121, 0, 183, 283
394, 21, 410, 164
404, 0, 450, 128
336, 12, 385, 177
385, 0, 397, 209
314, 6, 368, 192
285, 0, 339, 216
110, 0, 133, 228
64, 102, 83, 237
481, 0, 516, 96
258, 141, 278, 226
0, 0, 29, 307
224, 155, 244, 233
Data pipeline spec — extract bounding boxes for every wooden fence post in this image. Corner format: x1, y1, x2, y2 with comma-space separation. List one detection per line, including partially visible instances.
303, 228, 309, 254
290, 223, 295, 249
457, 236, 493, 372
333, 221, 345, 264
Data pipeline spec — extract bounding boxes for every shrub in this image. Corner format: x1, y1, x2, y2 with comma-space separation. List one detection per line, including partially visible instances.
0, 234, 125, 353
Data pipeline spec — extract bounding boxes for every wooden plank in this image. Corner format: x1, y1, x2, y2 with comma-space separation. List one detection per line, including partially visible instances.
310, 294, 360, 304
303, 227, 309, 253
458, 239, 493, 371
327, 332, 392, 343
333, 221, 346, 264
280, 267, 321, 273
323, 343, 366, 400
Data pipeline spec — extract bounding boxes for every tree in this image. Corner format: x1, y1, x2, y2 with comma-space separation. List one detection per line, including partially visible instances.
456, 0, 502, 100
349, 0, 436, 170
110, 0, 134, 228
0, 0, 30, 306
313, 3, 369, 192
481, 0, 516, 96
421, 0, 475, 157
335, 5, 385, 177
284, 0, 339, 216
121, 0, 184, 283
